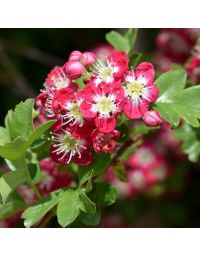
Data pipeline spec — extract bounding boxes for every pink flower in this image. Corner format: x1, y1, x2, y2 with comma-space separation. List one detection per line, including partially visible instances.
91, 43, 114, 60
50, 124, 93, 166
122, 62, 159, 119
83, 51, 97, 66
80, 82, 124, 133
143, 110, 161, 127
90, 51, 129, 86
45, 66, 78, 91
91, 128, 120, 152
63, 60, 84, 80
36, 66, 77, 120
51, 88, 85, 127
69, 50, 83, 61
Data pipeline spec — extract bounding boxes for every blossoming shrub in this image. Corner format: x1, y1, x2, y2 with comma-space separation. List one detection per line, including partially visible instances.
1, 28, 200, 227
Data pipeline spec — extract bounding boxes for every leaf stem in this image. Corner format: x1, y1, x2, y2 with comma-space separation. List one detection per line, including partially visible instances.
22, 155, 42, 200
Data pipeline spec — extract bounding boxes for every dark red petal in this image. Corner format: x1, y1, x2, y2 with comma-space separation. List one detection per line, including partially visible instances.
73, 150, 93, 166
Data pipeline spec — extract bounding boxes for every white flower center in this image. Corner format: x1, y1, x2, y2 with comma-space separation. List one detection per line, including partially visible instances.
51, 130, 86, 163
91, 59, 118, 84
63, 102, 84, 126
125, 76, 150, 103
92, 94, 117, 117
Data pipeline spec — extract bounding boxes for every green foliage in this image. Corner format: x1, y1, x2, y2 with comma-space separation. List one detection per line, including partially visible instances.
80, 211, 101, 227
153, 69, 200, 128
106, 29, 138, 53
174, 123, 200, 162
79, 153, 111, 187
0, 127, 10, 145
0, 136, 29, 161
0, 200, 26, 222
6, 99, 34, 140
92, 182, 118, 207
128, 52, 142, 68
57, 189, 96, 227
0, 168, 28, 203
22, 190, 61, 228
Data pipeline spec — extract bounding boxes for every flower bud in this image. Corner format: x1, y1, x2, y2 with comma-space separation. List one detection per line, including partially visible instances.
82, 51, 97, 66
63, 60, 84, 80
143, 110, 161, 127
69, 50, 83, 61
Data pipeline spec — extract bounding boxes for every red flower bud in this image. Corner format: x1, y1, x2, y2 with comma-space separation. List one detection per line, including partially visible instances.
69, 50, 83, 61
82, 51, 97, 66
143, 110, 161, 127
63, 61, 84, 80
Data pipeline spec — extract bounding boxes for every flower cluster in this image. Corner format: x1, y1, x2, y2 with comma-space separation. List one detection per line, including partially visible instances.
36, 50, 161, 166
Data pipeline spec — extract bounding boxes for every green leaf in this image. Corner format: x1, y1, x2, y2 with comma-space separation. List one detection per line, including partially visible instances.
8, 99, 34, 140
92, 182, 118, 206
78, 190, 96, 214
80, 210, 101, 226
0, 136, 29, 161
22, 191, 61, 227
28, 162, 42, 184
128, 52, 142, 68
155, 69, 187, 102
0, 199, 26, 221
57, 189, 80, 227
79, 153, 111, 187
153, 70, 200, 128
125, 28, 138, 52
106, 31, 130, 52
174, 123, 200, 162
0, 169, 28, 203
85, 170, 93, 193
28, 120, 55, 145
0, 127, 10, 146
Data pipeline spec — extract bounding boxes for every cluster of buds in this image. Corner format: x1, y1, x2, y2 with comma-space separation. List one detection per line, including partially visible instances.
36, 50, 161, 166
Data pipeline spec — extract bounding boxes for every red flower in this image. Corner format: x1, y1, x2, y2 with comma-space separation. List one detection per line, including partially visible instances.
91, 129, 120, 153
91, 51, 129, 86
50, 125, 93, 166
122, 62, 159, 119
80, 82, 124, 133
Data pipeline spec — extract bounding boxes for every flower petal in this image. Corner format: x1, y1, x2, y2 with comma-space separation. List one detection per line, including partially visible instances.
144, 85, 159, 103
79, 101, 97, 118
135, 62, 155, 85
123, 99, 149, 119
95, 116, 116, 133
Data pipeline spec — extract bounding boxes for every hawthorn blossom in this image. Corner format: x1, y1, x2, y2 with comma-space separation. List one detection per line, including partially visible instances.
80, 82, 124, 133
122, 62, 159, 119
50, 124, 93, 166
90, 51, 129, 86
91, 128, 120, 152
